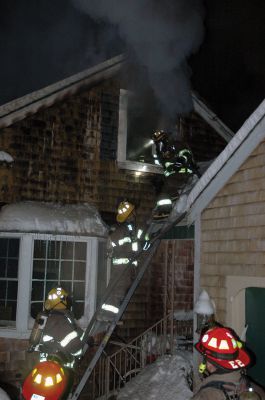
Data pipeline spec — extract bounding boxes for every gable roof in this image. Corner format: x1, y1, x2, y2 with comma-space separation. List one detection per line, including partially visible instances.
186, 97, 265, 223
0, 54, 125, 130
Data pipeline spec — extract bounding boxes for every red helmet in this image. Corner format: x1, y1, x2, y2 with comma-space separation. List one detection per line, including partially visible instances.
195, 327, 251, 370
22, 360, 69, 400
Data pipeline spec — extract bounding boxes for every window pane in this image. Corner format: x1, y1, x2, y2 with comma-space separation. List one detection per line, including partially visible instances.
46, 260, 59, 280
61, 242, 73, 260
0, 238, 19, 325
0, 258, 6, 277
0, 239, 8, 257
61, 261, 73, 280
74, 262, 86, 280
34, 240, 46, 258
6, 301, 17, 320
31, 239, 88, 320
6, 259, 18, 278
73, 282, 85, 301
0, 303, 13, 322
7, 281, 18, 300
32, 281, 44, 301
8, 239, 20, 257
75, 242, 86, 260
73, 302, 84, 320
47, 241, 60, 259
32, 260, 45, 279
60, 281, 72, 295
0, 281, 6, 299
31, 303, 43, 319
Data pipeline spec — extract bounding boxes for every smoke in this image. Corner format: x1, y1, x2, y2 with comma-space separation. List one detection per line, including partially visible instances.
73, 0, 205, 121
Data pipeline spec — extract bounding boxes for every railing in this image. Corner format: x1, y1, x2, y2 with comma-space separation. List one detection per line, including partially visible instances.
81, 313, 193, 400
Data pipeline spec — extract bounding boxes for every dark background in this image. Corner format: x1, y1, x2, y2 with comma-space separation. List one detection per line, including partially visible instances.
1, 0, 265, 132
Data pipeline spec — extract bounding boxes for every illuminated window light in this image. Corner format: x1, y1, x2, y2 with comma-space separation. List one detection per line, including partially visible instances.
135, 171, 141, 177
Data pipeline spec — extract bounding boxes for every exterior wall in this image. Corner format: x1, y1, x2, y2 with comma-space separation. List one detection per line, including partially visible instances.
117, 238, 194, 339
0, 80, 157, 223
200, 139, 265, 325
0, 77, 222, 385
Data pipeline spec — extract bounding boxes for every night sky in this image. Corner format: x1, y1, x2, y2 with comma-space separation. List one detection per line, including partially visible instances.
1, 0, 265, 131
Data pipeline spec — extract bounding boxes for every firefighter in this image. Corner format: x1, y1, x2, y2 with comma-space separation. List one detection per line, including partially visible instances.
29, 287, 84, 368
152, 130, 200, 178
109, 200, 144, 267
192, 326, 265, 400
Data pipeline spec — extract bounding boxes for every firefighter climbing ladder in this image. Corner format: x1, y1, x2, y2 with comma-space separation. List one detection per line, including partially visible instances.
67, 176, 197, 399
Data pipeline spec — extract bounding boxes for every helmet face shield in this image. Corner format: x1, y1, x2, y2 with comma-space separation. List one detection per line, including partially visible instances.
195, 327, 251, 370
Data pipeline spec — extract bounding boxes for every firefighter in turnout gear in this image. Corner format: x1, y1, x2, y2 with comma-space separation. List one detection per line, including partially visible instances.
28, 287, 84, 369
152, 130, 200, 178
109, 200, 144, 268
192, 326, 265, 400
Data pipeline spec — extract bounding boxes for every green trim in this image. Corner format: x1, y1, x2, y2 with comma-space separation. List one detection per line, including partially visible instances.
163, 225, 194, 239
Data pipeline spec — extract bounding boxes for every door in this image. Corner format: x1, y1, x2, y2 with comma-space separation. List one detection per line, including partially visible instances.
245, 287, 265, 386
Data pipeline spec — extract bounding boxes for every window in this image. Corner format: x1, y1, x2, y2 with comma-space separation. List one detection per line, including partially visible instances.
0, 238, 19, 326
0, 233, 107, 338
31, 240, 87, 319
117, 89, 163, 174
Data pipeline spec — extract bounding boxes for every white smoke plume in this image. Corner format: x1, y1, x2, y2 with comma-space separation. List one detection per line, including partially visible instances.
73, 0, 205, 120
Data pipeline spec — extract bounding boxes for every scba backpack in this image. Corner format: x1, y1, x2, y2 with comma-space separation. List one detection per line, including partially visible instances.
200, 379, 261, 400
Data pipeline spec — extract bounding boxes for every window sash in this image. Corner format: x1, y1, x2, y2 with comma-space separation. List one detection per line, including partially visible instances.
0, 233, 102, 338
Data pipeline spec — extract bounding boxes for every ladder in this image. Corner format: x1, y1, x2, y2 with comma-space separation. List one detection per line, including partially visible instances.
67, 178, 196, 399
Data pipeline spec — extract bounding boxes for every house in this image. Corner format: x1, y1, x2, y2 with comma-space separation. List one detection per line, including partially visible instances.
0, 54, 228, 388
186, 98, 265, 387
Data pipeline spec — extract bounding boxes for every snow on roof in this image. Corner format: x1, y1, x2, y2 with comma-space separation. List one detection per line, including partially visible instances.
186, 97, 265, 223
117, 352, 193, 400
0, 151, 13, 163
0, 202, 108, 236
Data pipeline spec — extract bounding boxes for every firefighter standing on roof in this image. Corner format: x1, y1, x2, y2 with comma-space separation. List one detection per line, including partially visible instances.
192, 326, 265, 400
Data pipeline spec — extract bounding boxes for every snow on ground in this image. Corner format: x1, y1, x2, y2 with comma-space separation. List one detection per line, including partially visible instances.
117, 351, 193, 400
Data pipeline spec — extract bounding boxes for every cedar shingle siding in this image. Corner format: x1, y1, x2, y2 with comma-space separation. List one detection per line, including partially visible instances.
0, 76, 226, 384
200, 139, 265, 323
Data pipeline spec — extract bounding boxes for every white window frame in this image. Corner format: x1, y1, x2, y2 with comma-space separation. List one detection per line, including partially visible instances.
117, 89, 163, 174
0, 232, 105, 339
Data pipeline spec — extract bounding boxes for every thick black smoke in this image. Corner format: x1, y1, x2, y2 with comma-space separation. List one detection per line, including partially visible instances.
73, 0, 205, 121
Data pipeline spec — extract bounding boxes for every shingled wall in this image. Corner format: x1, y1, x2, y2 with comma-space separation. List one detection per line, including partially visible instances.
0, 77, 225, 385
200, 139, 265, 324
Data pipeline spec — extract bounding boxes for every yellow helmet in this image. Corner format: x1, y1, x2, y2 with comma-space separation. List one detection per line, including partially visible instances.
44, 287, 69, 311
116, 201, 135, 223
152, 130, 167, 142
